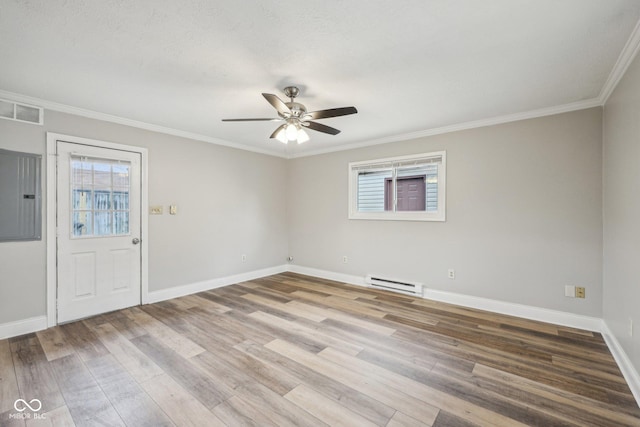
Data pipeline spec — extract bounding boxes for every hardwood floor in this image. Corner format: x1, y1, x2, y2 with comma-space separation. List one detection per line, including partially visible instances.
1, 272, 639, 426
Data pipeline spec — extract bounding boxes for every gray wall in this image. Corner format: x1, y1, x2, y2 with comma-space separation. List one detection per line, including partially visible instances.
0, 103, 608, 326
603, 53, 640, 374
0, 121, 48, 323
0, 110, 288, 324
288, 108, 603, 316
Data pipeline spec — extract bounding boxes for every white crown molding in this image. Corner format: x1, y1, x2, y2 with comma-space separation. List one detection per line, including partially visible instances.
0, 88, 604, 161
599, 17, 640, 104
288, 98, 603, 158
0, 89, 288, 159
0, 88, 609, 161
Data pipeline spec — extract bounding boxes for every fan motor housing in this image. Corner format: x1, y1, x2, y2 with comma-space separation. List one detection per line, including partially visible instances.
283, 86, 300, 99
283, 102, 307, 118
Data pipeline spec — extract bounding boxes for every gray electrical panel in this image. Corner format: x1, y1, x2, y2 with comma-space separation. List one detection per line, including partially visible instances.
0, 149, 42, 241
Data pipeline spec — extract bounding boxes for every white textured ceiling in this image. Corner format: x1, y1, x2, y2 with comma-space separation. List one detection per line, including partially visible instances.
1, 1, 640, 157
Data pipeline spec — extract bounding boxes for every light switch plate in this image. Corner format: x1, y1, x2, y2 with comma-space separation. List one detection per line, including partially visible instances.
150, 206, 163, 215
169, 205, 177, 215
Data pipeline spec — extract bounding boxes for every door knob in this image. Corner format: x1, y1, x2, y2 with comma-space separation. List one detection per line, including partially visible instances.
132, 238, 140, 245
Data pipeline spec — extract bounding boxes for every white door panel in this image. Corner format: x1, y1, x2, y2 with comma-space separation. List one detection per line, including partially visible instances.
57, 141, 141, 322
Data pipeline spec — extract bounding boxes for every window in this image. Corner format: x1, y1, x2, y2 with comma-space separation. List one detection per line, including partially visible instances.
349, 151, 446, 221
70, 156, 131, 237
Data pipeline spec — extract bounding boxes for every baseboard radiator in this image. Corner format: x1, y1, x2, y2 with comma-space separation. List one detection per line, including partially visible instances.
365, 274, 423, 296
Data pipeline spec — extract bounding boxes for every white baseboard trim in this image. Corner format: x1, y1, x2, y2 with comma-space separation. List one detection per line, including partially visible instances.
0, 315, 48, 340
601, 321, 640, 405
287, 265, 367, 287
145, 264, 288, 304
286, 264, 603, 332
420, 288, 603, 332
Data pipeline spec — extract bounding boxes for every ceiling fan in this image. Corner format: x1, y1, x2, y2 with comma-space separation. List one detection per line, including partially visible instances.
222, 86, 357, 144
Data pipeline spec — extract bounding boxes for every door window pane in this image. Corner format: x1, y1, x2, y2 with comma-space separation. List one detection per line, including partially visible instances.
94, 191, 111, 210
94, 211, 112, 235
73, 211, 92, 236
114, 212, 129, 234
72, 189, 92, 210
112, 164, 130, 187
113, 192, 129, 210
71, 157, 131, 238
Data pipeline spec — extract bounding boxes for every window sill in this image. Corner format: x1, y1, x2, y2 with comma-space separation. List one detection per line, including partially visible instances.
348, 212, 446, 222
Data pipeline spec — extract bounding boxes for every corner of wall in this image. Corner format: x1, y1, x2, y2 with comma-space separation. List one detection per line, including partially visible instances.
601, 321, 640, 405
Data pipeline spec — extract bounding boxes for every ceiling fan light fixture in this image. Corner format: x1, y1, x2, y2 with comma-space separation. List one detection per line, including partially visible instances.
223, 86, 358, 144
285, 123, 298, 141
275, 128, 288, 144
296, 128, 309, 144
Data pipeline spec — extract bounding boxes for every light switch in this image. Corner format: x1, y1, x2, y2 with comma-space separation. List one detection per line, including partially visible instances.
150, 206, 163, 215
169, 205, 178, 215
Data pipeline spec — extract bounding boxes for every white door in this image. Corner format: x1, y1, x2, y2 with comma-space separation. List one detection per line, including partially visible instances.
56, 141, 142, 323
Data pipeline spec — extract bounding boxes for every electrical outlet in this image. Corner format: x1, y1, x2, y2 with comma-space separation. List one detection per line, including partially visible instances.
565, 285, 575, 298
630, 318, 634, 337
448, 269, 455, 279
342, 256, 348, 264
150, 206, 163, 215
241, 254, 246, 262
575, 287, 585, 298
287, 256, 293, 262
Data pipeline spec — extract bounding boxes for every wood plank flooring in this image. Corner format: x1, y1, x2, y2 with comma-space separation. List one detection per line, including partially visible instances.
1, 272, 639, 426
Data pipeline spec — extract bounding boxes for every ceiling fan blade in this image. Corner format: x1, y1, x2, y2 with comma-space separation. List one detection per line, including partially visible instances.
222, 118, 282, 122
304, 106, 357, 120
303, 121, 341, 135
269, 123, 287, 139
262, 93, 291, 116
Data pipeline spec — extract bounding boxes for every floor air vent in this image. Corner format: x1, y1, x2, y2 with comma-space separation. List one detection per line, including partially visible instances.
365, 275, 423, 296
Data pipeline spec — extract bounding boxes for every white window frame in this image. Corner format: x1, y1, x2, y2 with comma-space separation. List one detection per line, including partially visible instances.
348, 151, 446, 222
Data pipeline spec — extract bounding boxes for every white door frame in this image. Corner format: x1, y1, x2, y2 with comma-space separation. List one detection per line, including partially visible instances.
46, 132, 149, 327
